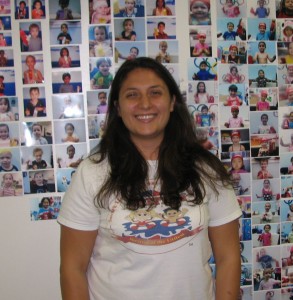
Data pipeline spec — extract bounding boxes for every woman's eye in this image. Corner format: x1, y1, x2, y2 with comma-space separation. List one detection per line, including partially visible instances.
126, 92, 138, 98
150, 90, 162, 96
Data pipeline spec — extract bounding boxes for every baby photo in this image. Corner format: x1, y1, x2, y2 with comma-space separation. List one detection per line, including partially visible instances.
0, 172, 22, 197
189, 27, 212, 57
187, 81, 218, 105
31, 0, 46, 19
252, 223, 279, 248
23, 86, 46, 118
276, 19, 293, 42
247, 18, 276, 41
53, 119, 86, 144
56, 142, 86, 169
15, 0, 29, 19
146, 17, 176, 40
218, 41, 247, 64
188, 103, 218, 128
195, 127, 219, 156
50, 45, 80, 68
0, 147, 21, 172
278, 42, 293, 65
252, 178, 280, 203
252, 246, 281, 271
88, 114, 106, 139
19, 22, 42, 52
56, 168, 76, 192
50, 20, 82, 45
89, 57, 113, 90
281, 176, 293, 199
218, 63, 247, 85
217, 18, 247, 41
20, 145, 53, 170
114, 18, 146, 42
145, 0, 174, 16
250, 133, 279, 158
0, 32, 12, 47
248, 65, 277, 88
238, 195, 251, 219
231, 172, 250, 196
0, 70, 15, 96
187, 57, 217, 81
219, 105, 250, 129
52, 94, 84, 119
52, 70, 82, 94
251, 201, 280, 225
49, 0, 81, 20
247, 41, 277, 65
89, 0, 111, 24
281, 198, 293, 222
249, 87, 278, 111
250, 111, 278, 135
239, 218, 252, 242
87, 90, 108, 115
281, 222, 293, 244
278, 64, 293, 86
114, 0, 145, 17
0, 97, 19, 122
148, 40, 178, 63
216, 0, 247, 18
30, 196, 61, 221
221, 151, 251, 175
280, 152, 293, 175
0, 0, 11, 14
23, 169, 55, 194
0, 49, 14, 68
0, 122, 19, 147
21, 54, 44, 84
219, 83, 248, 106
115, 42, 146, 64
0, 15, 11, 29
20, 121, 53, 146
247, 0, 274, 19
89, 25, 112, 57
251, 157, 280, 180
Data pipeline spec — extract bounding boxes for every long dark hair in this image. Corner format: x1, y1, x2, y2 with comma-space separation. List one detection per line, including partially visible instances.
91, 57, 231, 210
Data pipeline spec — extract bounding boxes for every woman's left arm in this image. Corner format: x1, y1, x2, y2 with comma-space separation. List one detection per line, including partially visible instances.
208, 219, 241, 300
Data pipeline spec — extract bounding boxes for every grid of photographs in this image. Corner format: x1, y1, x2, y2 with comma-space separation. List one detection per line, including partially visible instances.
186, 0, 293, 298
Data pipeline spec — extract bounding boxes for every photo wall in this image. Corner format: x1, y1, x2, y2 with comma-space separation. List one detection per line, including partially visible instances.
1, 0, 293, 298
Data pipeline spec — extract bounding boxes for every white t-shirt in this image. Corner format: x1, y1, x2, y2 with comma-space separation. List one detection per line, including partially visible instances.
58, 158, 241, 300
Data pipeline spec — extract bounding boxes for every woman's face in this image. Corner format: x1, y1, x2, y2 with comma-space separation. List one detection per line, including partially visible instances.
117, 68, 174, 148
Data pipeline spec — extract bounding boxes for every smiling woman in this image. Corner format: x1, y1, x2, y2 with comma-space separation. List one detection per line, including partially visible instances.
58, 57, 241, 300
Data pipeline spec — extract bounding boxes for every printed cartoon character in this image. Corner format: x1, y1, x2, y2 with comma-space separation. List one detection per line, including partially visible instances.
160, 207, 188, 227
127, 209, 157, 231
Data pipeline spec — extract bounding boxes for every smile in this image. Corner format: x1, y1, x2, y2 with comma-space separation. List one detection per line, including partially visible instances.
136, 114, 155, 120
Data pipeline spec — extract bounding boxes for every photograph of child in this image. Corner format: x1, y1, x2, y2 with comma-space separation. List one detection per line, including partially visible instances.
89, 25, 113, 57
50, 45, 80, 68
252, 223, 279, 247
90, 57, 113, 90
23, 86, 46, 117
114, 0, 145, 17
148, 40, 178, 63
21, 54, 44, 84
114, 42, 145, 64
0, 172, 22, 197
15, 0, 28, 19
0, 1, 11, 14
251, 157, 280, 180
20, 121, 52, 146
217, 18, 246, 41
52, 71, 82, 94
248, 41, 277, 64
0, 32, 12, 47
49, 21, 81, 45
114, 18, 145, 42
278, 64, 293, 86
249, 0, 273, 19
247, 19, 276, 41
49, 0, 81, 20
0, 122, 19, 147
249, 88, 278, 111
88, 114, 106, 139
0, 49, 14, 67
0, 97, 19, 122
218, 63, 247, 84
23, 169, 55, 194
188, 57, 217, 81
248, 65, 277, 88
20, 145, 52, 170
19, 22, 42, 52
216, 0, 246, 18
56, 143, 85, 168
218, 41, 247, 64
30, 196, 61, 221
53, 119, 86, 144
146, 0, 174, 16
278, 42, 293, 65
190, 28, 211, 57
56, 168, 75, 192
0, 70, 15, 96
90, 0, 111, 24
52, 94, 84, 119
187, 81, 217, 105
281, 222, 293, 244
220, 105, 250, 129
0, 147, 21, 171
251, 202, 279, 225
147, 17, 176, 40
31, 0, 45, 19
87, 90, 108, 115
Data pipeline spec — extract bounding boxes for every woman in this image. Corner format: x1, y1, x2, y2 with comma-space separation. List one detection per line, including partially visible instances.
58, 57, 241, 299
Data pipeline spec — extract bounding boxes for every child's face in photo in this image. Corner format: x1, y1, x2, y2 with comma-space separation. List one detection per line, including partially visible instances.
3, 174, 13, 186
124, 21, 133, 32
259, 26, 266, 34
229, 88, 237, 96
232, 109, 239, 117
230, 48, 237, 57
0, 99, 8, 113
34, 172, 43, 185
96, 1, 108, 15
94, 27, 106, 42
259, 0, 264, 6
258, 70, 264, 78
61, 25, 68, 33
261, 114, 268, 124
99, 61, 110, 76
30, 27, 39, 38
129, 48, 138, 58
125, 0, 135, 11
32, 125, 42, 138
34, 150, 42, 162
65, 125, 74, 136
285, 27, 293, 37
265, 203, 271, 211
260, 160, 268, 169
232, 157, 242, 170
228, 23, 234, 32
160, 43, 168, 52
0, 125, 9, 139
67, 146, 75, 158
263, 269, 271, 278
63, 75, 71, 84
35, 2, 41, 9
158, 23, 165, 33
0, 34, 4, 41
258, 43, 266, 53
201, 108, 208, 115
264, 180, 270, 188
0, 77, 4, 83
98, 93, 107, 104
30, 89, 40, 102
42, 199, 50, 208
200, 63, 207, 70
20, 2, 25, 9
231, 67, 237, 75
0, 152, 12, 168
61, 49, 68, 57
261, 94, 267, 101
226, 0, 233, 6
232, 135, 240, 143
285, 0, 293, 10
0, 51, 4, 57
288, 66, 293, 76
198, 36, 206, 44
26, 56, 36, 69
191, 1, 209, 18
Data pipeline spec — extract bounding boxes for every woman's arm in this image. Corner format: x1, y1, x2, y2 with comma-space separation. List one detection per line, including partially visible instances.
208, 219, 241, 300
60, 225, 98, 300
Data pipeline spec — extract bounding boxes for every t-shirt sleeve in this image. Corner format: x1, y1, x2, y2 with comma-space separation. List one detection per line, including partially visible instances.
207, 184, 242, 227
57, 159, 101, 230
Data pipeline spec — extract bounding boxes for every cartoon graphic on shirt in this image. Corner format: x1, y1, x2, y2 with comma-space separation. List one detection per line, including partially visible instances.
110, 179, 204, 254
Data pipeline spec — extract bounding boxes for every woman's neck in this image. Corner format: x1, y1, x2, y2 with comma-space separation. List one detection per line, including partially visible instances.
132, 139, 161, 160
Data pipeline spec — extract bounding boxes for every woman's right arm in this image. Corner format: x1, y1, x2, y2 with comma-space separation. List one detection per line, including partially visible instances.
60, 225, 98, 300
